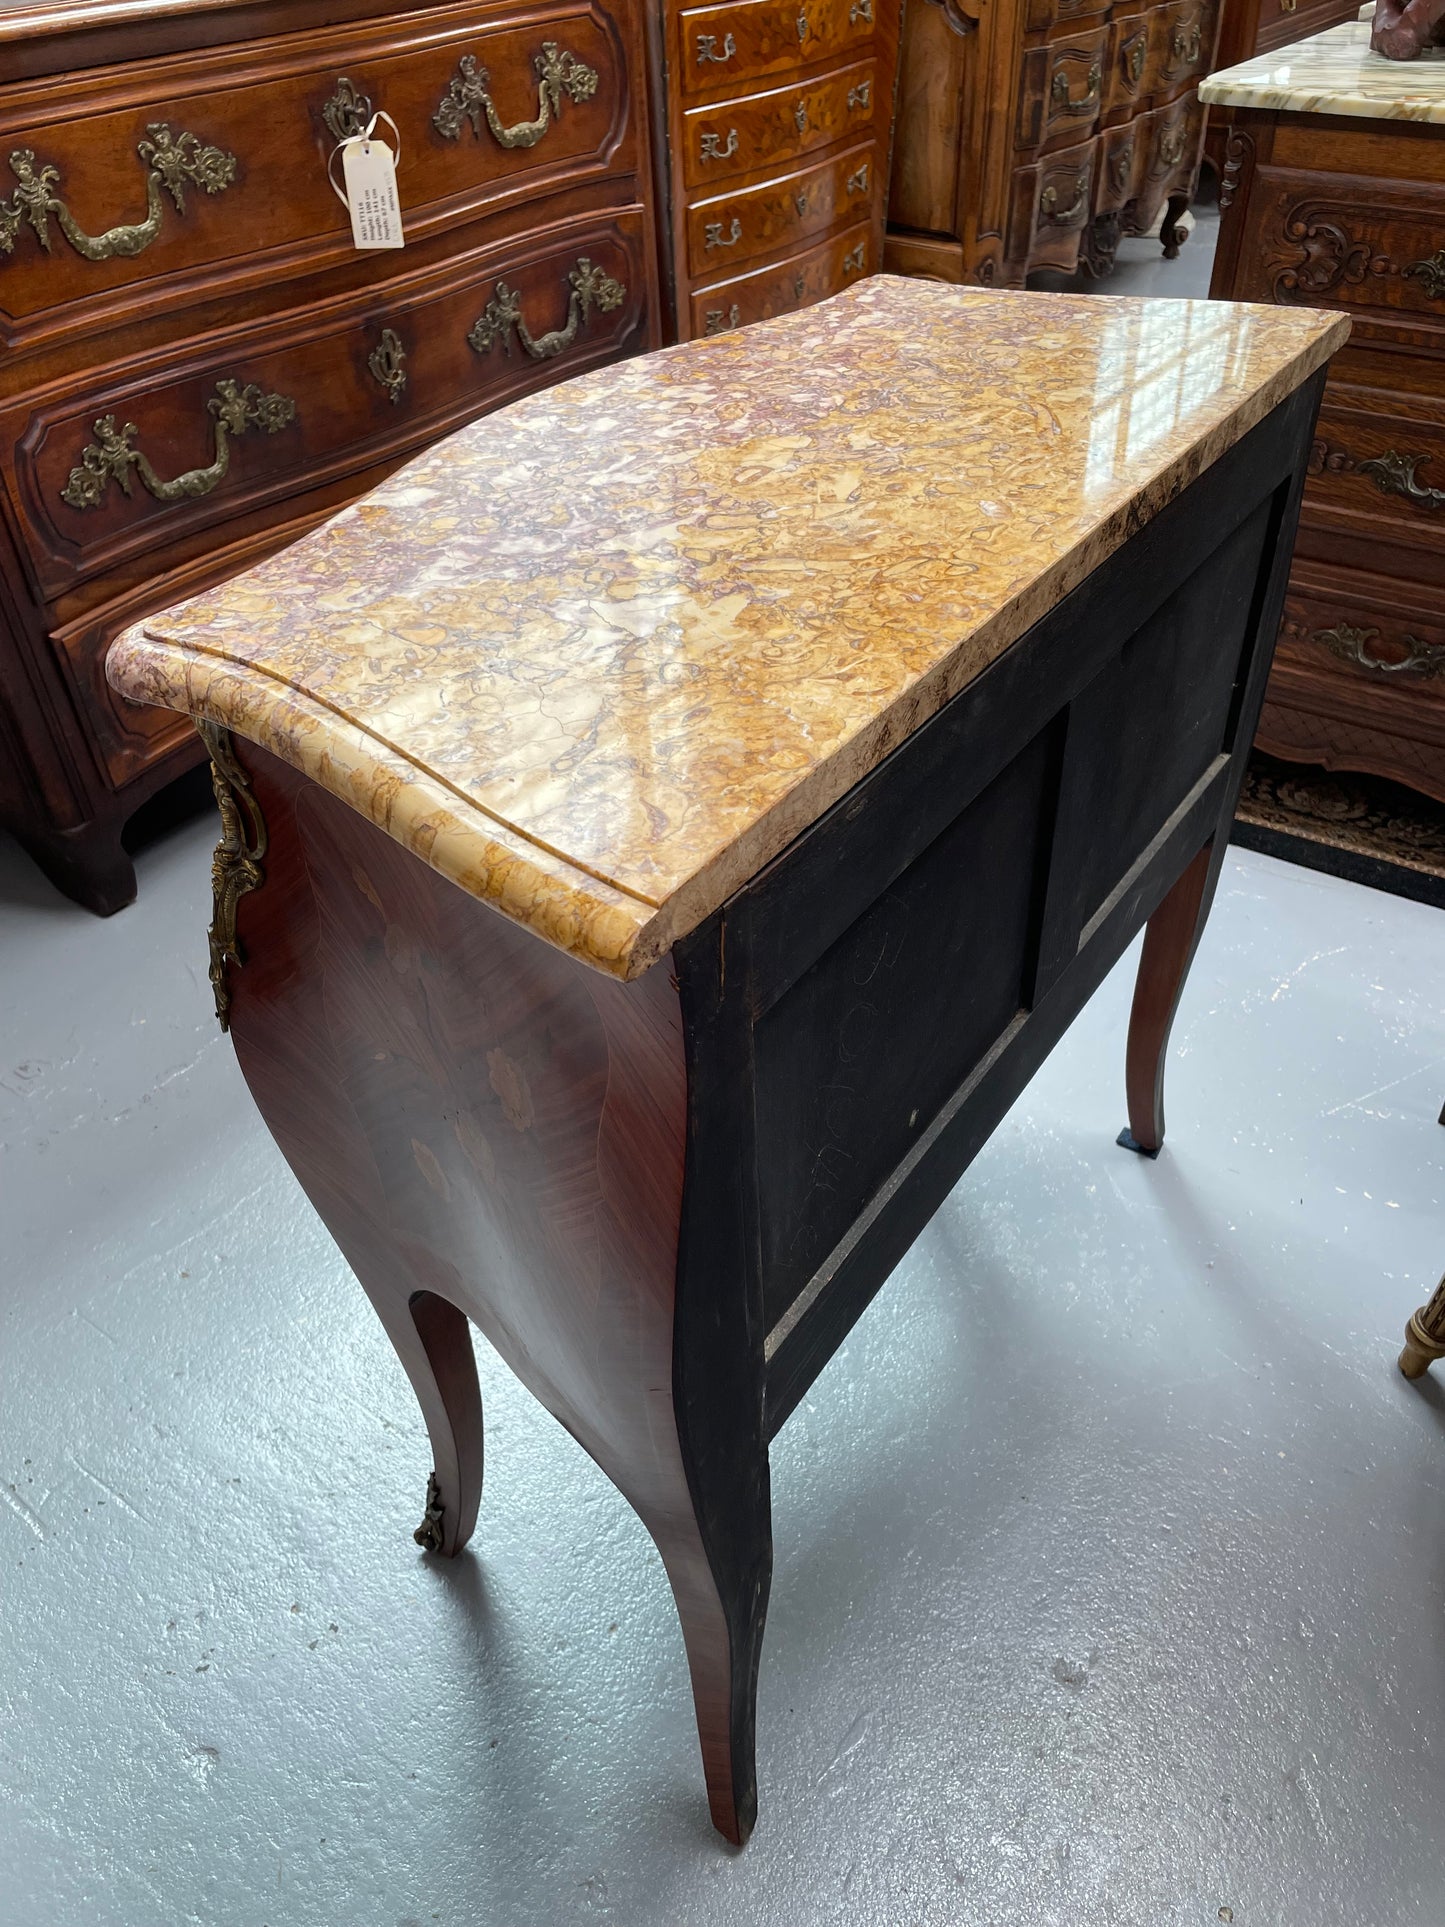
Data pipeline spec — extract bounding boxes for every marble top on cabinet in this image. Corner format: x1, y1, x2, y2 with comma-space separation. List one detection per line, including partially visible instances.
108, 279, 1348, 980
1199, 17, 1445, 123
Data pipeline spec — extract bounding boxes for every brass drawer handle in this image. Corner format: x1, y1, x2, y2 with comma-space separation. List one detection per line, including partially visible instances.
1358, 448, 1445, 511
701, 128, 740, 161
697, 31, 736, 61
847, 80, 872, 111
1159, 123, 1187, 167
368, 327, 408, 404
1168, 19, 1203, 70
61, 378, 297, 511
468, 255, 625, 360
1110, 141, 1134, 192
1040, 170, 1089, 224
795, 187, 810, 215
795, 102, 809, 132
850, 0, 874, 20
704, 302, 741, 335
434, 43, 599, 148
1312, 623, 1445, 679
323, 77, 374, 143
842, 241, 866, 273
1123, 33, 1147, 84
1051, 58, 1102, 114
704, 217, 743, 249
1404, 248, 1445, 299
0, 126, 236, 266
797, 10, 809, 39
846, 162, 869, 196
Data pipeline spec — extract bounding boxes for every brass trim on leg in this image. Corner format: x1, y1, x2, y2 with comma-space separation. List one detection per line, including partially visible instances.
414, 1470, 445, 1552
199, 721, 267, 1033
1399, 1273, 1445, 1380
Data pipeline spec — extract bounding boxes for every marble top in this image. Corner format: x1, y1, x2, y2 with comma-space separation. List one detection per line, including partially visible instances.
1199, 16, 1445, 122
108, 279, 1348, 980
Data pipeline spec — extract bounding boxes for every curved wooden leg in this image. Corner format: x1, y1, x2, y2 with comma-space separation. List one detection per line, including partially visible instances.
367, 1287, 484, 1557
1400, 1273, 1445, 1381
1118, 841, 1216, 1157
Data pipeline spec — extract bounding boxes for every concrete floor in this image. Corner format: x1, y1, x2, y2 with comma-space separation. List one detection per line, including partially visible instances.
2, 804, 1443, 1925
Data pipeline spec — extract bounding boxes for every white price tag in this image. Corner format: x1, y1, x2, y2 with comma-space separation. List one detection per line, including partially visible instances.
328, 112, 404, 252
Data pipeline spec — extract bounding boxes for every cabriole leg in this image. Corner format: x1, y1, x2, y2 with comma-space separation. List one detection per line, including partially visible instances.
1118, 841, 1215, 1157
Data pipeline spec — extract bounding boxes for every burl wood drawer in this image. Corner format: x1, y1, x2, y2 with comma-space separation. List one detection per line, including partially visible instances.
689, 219, 871, 332
682, 58, 878, 188
6, 207, 651, 602
1224, 167, 1445, 348
1017, 27, 1108, 150
0, 0, 639, 356
677, 0, 878, 99
685, 140, 876, 275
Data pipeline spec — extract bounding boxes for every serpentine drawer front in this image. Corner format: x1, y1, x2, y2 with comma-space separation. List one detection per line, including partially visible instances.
0, 0, 662, 918
662, 0, 897, 338
0, 0, 636, 355
104, 280, 1345, 1845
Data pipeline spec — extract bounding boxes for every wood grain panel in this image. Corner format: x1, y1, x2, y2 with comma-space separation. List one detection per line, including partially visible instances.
681, 56, 878, 187
678, 0, 877, 97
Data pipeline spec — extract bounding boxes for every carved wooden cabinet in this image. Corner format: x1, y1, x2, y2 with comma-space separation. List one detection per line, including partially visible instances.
1201, 0, 1360, 181
0, 0, 662, 912
1205, 31, 1445, 803
657, 0, 901, 337
885, 0, 1218, 285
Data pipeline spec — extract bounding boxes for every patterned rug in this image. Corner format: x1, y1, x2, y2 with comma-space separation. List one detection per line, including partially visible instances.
1231, 753, 1445, 910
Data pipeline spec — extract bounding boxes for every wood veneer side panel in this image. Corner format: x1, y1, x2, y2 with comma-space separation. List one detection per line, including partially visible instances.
225, 745, 696, 1531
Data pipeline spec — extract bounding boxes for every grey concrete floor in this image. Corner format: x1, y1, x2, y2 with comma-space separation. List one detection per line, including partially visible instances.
1, 809, 1443, 1926
1029, 200, 1220, 302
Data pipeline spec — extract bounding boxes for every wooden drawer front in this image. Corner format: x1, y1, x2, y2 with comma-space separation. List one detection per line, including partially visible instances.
685, 141, 877, 275
1255, 0, 1356, 55
1024, 0, 1111, 32
0, 1, 637, 354
1227, 167, 1445, 346
1147, 0, 1215, 95
1017, 28, 1108, 149
688, 221, 871, 333
1129, 96, 1199, 227
1306, 396, 1445, 560
1097, 123, 1141, 213
9, 209, 650, 601
682, 58, 879, 188
679, 0, 878, 99
1103, 13, 1150, 115
1277, 585, 1445, 703
1013, 134, 1096, 269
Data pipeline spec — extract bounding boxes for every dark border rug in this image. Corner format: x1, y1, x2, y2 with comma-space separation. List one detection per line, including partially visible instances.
1231, 752, 1445, 911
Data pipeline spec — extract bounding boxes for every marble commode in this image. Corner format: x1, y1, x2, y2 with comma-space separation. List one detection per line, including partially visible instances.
104, 279, 1346, 1847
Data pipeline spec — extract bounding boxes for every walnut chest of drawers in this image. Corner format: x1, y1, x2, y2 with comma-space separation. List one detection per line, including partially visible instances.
657, 0, 900, 337
0, 0, 662, 912
885, 0, 1218, 286
1204, 19, 1445, 804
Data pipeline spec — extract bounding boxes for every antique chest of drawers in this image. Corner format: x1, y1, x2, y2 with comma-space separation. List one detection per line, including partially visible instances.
1201, 0, 1360, 181
0, 0, 662, 912
658, 0, 900, 337
1204, 18, 1445, 804
886, 0, 1218, 286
